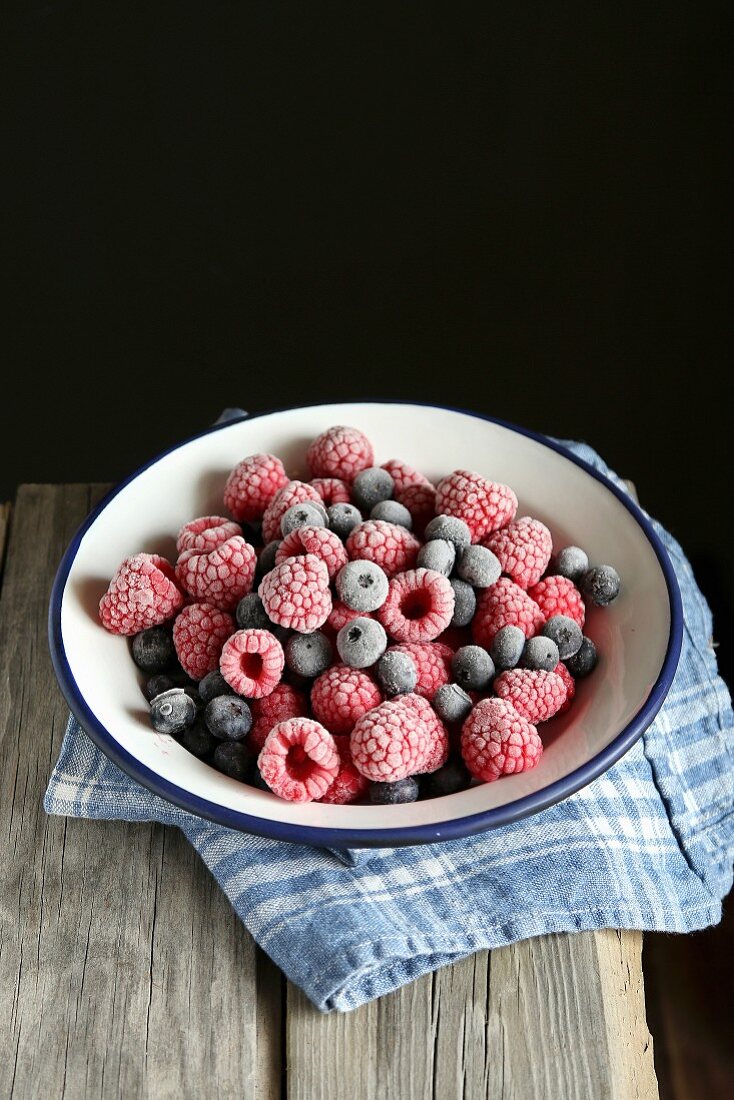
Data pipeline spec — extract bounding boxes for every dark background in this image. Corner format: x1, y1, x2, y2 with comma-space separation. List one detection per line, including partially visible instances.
4, 2, 732, 674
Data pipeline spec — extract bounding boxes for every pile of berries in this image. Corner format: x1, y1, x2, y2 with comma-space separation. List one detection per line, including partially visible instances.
99, 425, 621, 805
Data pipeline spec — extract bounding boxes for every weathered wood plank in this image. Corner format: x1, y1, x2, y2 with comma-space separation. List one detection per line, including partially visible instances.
0, 485, 280, 1100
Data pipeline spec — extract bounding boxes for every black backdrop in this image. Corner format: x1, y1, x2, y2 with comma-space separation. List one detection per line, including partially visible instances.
4, 3, 732, 673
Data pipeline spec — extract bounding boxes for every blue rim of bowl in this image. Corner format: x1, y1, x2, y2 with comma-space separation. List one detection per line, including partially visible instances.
49, 401, 683, 848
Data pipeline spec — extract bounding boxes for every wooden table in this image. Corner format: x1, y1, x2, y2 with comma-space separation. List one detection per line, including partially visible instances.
0, 485, 659, 1099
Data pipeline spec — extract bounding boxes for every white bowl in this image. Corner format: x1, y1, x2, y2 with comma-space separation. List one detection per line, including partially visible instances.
49, 402, 682, 847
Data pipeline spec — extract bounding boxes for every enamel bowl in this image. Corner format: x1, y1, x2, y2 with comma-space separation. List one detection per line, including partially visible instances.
49, 402, 682, 848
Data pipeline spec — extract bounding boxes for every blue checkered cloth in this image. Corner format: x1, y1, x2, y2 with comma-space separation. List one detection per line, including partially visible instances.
45, 443, 734, 1012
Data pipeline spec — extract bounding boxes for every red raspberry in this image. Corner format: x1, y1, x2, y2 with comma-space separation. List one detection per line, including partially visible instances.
387, 642, 454, 698
461, 698, 543, 782
249, 683, 308, 751
350, 696, 431, 782
99, 554, 184, 636
377, 568, 455, 644
319, 735, 370, 804
472, 577, 544, 649
175, 536, 256, 611
494, 668, 568, 722
276, 525, 348, 579
435, 470, 518, 542
258, 554, 332, 633
398, 694, 449, 773
219, 628, 285, 698
484, 517, 553, 590
327, 600, 373, 635
176, 515, 242, 555
381, 459, 434, 495
396, 483, 437, 534
309, 477, 351, 505
554, 661, 576, 715
528, 575, 586, 628
223, 453, 289, 522
307, 425, 374, 483
261, 480, 324, 543
346, 520, 421, 578
173, 602, 235, 680
258, 717, 339, 802
310, 664, 382, 734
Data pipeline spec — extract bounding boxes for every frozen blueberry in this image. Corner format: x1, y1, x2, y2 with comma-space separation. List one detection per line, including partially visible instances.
285, 631, 333, 678
452, 645, 494, 691
204, 695, 253, 741
449, 578, 476, 628
178, 719, 217, 759
143, 674, 176, 702
370, 500, 413, 529
490, 625, 526, 671
236, 592, 271, 631
369, 777, 419, 804
582, 565, 621, 606
520, 635, 560, 672
131, 626, 176, 674
239, 520, 263, 546
327, 503, 363, 540
150, 688, 197, 735
198, 669, 236, 704
424, 514, 471, 550
542, 615, 583, 659
376, 650, 417, 695
256, 541, 281, 578
335, 560, 389, 612
351, 467, 394, 511
280, 501, 327, 537
336, 617, 388, 669
433, 683, 473, 725
456, 545, 501, 588
421, 759, 472, 798
554, 545, 589, 583
565, 636, 598, 678
213, 741, 254, 782
417, 539, 456, 577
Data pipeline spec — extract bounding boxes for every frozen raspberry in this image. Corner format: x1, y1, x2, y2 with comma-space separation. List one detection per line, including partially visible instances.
461, 697, 543, 782
435, 470, 518, 542
175, 536, 257, 611
309, 477, 351, 505
258, 554, 332, 633
99, 554, 184, 636
326, 600, 374, 638
350, 696, 431, 782
307, 425, 375, 483
176, 515, 242, 555
173, 602, 235, 680
528, 575, 586, 629
258, 717, 339, 802
249, 683, 308, 751
262, 480, 324, 544
472, 577, 544, 649
219, 628, 285, 698
310, 664, 382, 734
398, 694, 450, 773
319, 735, 370, 804
275, 525, 348, 579
396, 483, 437, 534
484, 517, 553, 590
377, 568, 455, 644
494, 668, 568, 722
346, 520, 421, 578
224, 454, 289, 522
381, 459, 434, 495
386, 642, 454, 698
554, 660, 576, 714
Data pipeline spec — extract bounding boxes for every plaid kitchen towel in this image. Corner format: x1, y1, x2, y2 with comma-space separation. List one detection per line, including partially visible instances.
45, 442, 734, 1012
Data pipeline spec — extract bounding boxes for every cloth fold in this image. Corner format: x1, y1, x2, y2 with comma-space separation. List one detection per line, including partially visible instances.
45, 441, 734, 1012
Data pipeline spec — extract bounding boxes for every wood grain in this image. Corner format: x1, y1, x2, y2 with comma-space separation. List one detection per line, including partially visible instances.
0, 485, 280, 1100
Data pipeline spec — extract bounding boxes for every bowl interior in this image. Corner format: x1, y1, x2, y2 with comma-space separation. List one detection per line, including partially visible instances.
55, 402, 674, 839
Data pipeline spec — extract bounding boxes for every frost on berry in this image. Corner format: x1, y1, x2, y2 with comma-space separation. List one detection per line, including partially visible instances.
471, 577, 545, 649
435, 470, 518, 542
259, 553, 332, 633
250, 683, 308, 750
175, 536, 256, 611
219, 628, 285, 698
99, 553, 184, 636
484, 517, 553, 590
387, 642, 454, 698
276, 525, 348, 579
306, 425, 374, 482
262, 480, 324, 543
494, 668, 568, 722
528, 575, 586, 629
173, 602, 235, 680
310, 664, 382, 734
381, 459, 434, 495
461, 698, 543, 782
224, 453, 289, 522
349, 695, 431, 782
309, 477, 351, 505
258, 717, 340, 802
319, 735, 370, 804
176, 515, 242, 555
346, 520, 421, 578
377, 568, 455, 644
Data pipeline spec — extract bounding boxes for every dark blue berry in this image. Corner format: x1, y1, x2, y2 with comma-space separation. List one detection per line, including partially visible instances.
452, 645, 494, 691
213, 741, 254, 781
280, 502, 327, 537
433, 683, 473, 724
256, 541, 281, 578
236, 592, 271, 631
336, 617, 387, 668
541, 615, 583, 659
204, 696, 252, 741
131, 626, 176, 674
421, 759, 472, 798
376, 650, 417, 695
565, 636, 598, 678
520, 636, 560, 672
369, 777, 419, 804
150, 688, 197, 735
582, 565, 621, 606
417, 539, 456, 576
328, 503, 362, 540
456, 545, 501, 588
335, 560, 389, 612
370, 500, 413, 528
198, 669, 236, 704
554, 545, 589, 582
143, 674, 176, 702
351, 467, 394, 511
252, 766, 271, 791
285, 631, 333, 677
178, 719, 217, 759
239, 520, 263, 546
490, 625, 525, 670
424, 515, 471, 549
449, 578, 476, 628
